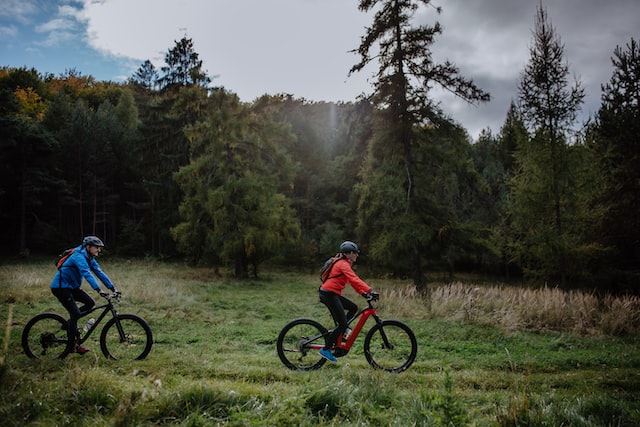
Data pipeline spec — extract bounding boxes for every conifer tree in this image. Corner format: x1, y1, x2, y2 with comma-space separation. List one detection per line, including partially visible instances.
134, 37, 211, 256
129, 60, 158, 91
509, 5, 597, 287
158, 36, 211, 90
350, 0, 489, 289
172, 92, 300, 278
593, 38, 640, 285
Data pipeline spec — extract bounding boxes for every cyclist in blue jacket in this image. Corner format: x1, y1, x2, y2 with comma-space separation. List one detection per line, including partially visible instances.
50, 236, 117, 354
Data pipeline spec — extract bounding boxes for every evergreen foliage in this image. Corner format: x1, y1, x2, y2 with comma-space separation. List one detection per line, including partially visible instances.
350, 0, 490, 290
591, 38, 640, 288
0, 10, 637, 288
172, 92, 300, 277
508, 5, 605, 287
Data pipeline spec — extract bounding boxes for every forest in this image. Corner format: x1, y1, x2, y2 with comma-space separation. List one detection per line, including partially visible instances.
0, 2, 638, 293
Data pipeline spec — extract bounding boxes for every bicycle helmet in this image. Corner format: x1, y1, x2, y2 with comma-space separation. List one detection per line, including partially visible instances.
83, 236, 105, 247
339, 241, 360, 254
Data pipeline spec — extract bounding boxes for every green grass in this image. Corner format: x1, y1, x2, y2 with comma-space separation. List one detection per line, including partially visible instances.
1, 259, 639, 426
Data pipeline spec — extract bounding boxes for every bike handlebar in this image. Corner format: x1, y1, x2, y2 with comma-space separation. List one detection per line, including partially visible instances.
364, 291, 380, 302
101, 291, 121, 301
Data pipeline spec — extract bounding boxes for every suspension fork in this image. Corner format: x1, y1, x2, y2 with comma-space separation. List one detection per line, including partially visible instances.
371, 313, 384, 326
109, 304, 127, 341
372, 314, 395, 350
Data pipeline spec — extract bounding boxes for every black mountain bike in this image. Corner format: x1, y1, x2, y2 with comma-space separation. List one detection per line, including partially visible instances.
22, 291, 153, 360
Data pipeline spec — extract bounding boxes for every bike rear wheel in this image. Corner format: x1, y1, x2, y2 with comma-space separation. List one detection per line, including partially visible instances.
21, 313, 71, 360
100, 314, 153, 360
364, 319, 417, 373
277, 318, 329, 370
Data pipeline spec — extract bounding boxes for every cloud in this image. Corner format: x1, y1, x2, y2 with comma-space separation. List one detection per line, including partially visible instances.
59, 4, 85, 19
35, 18, 76, 33
34, 16, 81, 47
77, 0, 375, 101
10, 0, 634, 139
426, 0, 640, 137
0, 25, 18, 39
27, 2, 86, 48
0, 0, 37, 24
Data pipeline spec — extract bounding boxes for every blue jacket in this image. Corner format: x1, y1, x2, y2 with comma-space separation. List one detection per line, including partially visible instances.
50, 245, 115, 291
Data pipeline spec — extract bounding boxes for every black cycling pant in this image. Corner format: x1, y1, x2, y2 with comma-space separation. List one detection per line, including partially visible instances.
51, 287, 96, 345
319, 289, 357, 349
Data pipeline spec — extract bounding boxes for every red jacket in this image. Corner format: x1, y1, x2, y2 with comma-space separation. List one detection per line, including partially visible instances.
320, 258, 372, 296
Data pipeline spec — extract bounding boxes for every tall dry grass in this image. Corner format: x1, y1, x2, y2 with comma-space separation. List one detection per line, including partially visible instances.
383, 282, 640, 336
3, 260, 638, 338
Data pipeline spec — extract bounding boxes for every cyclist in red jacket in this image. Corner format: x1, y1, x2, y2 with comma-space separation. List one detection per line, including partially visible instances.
318, 241, 377, 362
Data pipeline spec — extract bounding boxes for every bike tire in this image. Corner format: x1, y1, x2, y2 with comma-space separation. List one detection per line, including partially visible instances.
276, 318, 329, 370
99, 314, 153, 360
364, 319, 417, 373
21, 313, 71, 360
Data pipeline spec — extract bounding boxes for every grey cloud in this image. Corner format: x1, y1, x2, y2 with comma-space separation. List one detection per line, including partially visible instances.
426, 0, 640, 138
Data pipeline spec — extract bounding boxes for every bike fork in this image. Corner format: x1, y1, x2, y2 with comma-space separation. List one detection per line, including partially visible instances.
373, 315, 395, 350
110, 308, 127, 342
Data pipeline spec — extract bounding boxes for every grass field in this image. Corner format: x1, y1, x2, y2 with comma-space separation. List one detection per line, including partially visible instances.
1, 259, 639, 426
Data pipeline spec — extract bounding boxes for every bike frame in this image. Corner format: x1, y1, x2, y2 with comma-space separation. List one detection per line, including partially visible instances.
76, 297, 119, 344
308, 299, 382, 352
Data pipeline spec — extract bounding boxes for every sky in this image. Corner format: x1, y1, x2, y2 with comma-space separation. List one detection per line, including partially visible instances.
2, 0, 639, 139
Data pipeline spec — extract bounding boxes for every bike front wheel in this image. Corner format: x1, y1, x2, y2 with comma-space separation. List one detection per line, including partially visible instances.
277, 318, 329, 370
364, 319, 417, 373
21, 313, 71, 360
100, 314, 153, 360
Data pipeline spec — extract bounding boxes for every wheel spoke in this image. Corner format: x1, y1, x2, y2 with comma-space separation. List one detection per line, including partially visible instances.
364, 320, 417, 373
100, 314, 153, 360
277, 319, 328, 370
22, 313, 70, 360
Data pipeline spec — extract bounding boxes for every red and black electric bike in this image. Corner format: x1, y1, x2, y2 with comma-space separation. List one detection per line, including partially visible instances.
276, 293, 417, 373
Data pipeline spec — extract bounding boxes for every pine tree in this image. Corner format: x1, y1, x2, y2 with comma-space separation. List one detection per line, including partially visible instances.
129, 60, 158, 91
509, 5, 599, 287
594, 38, 640, 285
172, 91, 300, 278
158, 36, 211, 90
133, 37, 212, 256
350, 0, 489, 290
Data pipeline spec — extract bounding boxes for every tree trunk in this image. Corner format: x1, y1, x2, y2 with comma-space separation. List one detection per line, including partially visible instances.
235, 253, 248, 279
412, 243, 426, 293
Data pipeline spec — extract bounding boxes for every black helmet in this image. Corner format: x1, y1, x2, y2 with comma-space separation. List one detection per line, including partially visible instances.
83, 236, 105, 247
339, 241, 360, 254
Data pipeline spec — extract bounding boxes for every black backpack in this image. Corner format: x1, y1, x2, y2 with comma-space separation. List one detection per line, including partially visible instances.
320, 254, 345, 283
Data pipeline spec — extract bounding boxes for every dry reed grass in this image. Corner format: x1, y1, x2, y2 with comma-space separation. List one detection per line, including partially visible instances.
382, 281, 640, 336
0, 264, 51, 305
3, 261, 638, 337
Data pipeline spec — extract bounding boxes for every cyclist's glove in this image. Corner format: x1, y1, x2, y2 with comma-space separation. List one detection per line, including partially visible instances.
363, 291, 380, 301
99, 290, 109, 298
113, 289, 121, 298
